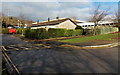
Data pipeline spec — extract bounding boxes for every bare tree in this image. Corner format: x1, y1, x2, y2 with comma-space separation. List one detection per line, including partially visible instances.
0, 11, 8, 28
71, 16, 78, 20
18, 11, 30, 27
18, 12, 26, 27
90, 4, 110, 35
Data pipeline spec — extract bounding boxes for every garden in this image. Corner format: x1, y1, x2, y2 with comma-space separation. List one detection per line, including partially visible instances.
2, 26, 119, 42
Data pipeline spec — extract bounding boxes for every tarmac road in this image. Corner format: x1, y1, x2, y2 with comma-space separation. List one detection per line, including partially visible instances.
2, 34, 28, 46
2, 34, 118, 73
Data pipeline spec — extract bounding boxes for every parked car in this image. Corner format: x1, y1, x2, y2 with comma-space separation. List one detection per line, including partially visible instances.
8, 28, 17, 34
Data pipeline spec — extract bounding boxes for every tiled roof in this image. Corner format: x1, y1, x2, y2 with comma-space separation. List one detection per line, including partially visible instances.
31, 18, 77, 27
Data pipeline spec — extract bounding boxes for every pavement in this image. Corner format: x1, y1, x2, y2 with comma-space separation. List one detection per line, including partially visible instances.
1, 34, 119, 73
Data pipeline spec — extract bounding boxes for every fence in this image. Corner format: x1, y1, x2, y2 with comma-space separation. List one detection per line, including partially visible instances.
84, 26, 119, 35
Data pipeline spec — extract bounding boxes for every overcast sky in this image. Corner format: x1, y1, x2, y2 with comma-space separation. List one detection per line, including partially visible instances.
1, 1, 119, 21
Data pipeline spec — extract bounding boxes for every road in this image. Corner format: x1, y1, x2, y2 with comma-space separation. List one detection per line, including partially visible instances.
2, 34, 118, 73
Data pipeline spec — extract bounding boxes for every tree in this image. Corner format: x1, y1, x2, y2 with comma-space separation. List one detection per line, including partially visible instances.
18, 13, 25, 27
72, 16, 77, 20
18, 11, 30, 27
90, 4, 110, 35
0, 12, 8, 28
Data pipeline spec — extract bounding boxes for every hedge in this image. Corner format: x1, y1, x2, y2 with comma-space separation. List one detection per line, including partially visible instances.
66, 29, 83, 37
48, 28, 67, 37
16, 28, 27, 34
25, 28, 83, 40
83, 29, 93, 35
25, 29, 36, 39
35, 28, 49, 39
2, 28, 9, 34
25, 28, 49, 39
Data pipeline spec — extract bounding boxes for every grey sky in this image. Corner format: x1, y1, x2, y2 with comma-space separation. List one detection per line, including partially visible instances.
1, 2, 118, 21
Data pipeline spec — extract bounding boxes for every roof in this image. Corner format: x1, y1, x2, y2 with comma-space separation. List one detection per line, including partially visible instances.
31, 18, 77, 27
71, 19, 86, 23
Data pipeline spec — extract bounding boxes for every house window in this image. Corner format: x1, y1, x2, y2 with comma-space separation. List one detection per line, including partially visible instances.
110, 23, 113, 25
102, 24, 105, 26
106, 24, 109, 25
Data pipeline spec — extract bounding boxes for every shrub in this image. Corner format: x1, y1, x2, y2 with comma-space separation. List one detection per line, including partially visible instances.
25, 28, 49, 39
48, 28, 67, 37
25, 28, 83, 40
25, 29, 30, 38
65, 29, 74, 37
94, 27, 101, 35
66, 29, 83, 37
2, 28, 9, 34
29, 29, 37, 39
73, 29, 83, 36
35, 28, 49, 39
83, 29, 94, 35
16, 28, 27, 34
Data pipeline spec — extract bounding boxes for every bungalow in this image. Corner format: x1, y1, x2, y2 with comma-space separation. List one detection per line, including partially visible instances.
31, 18, 77, 30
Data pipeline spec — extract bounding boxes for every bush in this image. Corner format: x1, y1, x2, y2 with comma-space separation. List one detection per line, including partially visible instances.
73, 29, 83, 36
48, 28, 83, 37
83, 29, 93, 35
16, 28, 27, 34
48, 28, 67, 37
2, 28, 9, 34
25, 29, 30, 38
65, 29, 74, 37
25, 28, 83, 40
25, 28, 49, 39
35, 28, 49, 39
66, 29, 83, 37
26, 29, 36, 39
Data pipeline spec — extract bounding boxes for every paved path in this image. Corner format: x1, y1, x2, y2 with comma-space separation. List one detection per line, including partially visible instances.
2, 34, 118, 73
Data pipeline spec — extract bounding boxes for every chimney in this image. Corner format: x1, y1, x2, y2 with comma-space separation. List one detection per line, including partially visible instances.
56, 16, 59, 19
48, 18, 50, 21
37, 20, 39, 24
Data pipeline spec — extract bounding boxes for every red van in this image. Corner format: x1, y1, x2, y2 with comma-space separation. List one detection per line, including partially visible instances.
8, 29, 17, 34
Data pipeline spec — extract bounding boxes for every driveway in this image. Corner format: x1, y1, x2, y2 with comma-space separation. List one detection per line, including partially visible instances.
2, 34, 118, 73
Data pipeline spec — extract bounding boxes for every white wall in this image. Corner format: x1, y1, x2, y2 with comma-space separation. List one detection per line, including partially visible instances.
56, 20, 76, 29
31, 26, 56, 29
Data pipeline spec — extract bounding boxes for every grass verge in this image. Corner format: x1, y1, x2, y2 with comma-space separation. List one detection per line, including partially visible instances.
60, 33, 119, 43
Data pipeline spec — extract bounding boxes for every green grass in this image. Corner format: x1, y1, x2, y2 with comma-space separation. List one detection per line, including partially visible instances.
60, 33, 119, 43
